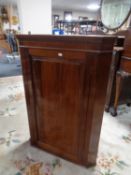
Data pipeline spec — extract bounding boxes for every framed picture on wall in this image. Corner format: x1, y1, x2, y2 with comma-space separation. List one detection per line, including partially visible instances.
53, 15, 59, 28
64, 11, 72, 21
79, 16, 88, 21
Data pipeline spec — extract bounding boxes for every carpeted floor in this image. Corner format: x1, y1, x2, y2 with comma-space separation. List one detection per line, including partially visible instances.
0, 76, 131, 175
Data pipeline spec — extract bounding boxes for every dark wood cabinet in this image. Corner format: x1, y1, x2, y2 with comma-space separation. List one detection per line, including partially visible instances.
17, 35, 115, 166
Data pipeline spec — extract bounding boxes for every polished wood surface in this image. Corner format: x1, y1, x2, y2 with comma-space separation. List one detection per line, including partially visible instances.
17, 35, 115, 166
0, 34, 11, 53
120, 56, 131, 74
0, 34, 5, 40
123, 29, 131, 57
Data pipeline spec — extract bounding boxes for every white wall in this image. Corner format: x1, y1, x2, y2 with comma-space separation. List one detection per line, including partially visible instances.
52, 9, 99, 20
17, 0, 51, 34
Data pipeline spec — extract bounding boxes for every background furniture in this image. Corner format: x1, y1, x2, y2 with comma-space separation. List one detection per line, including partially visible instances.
112, 29, 131, 115
105, 29, 131, 116
53, 20, 103, 35
17, 35, 115, 166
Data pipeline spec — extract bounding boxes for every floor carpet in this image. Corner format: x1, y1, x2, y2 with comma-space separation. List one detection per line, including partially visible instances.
0, 76, 131, 175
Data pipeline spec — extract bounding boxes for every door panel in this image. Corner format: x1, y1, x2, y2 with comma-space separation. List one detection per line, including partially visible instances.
31, 57, 86, 159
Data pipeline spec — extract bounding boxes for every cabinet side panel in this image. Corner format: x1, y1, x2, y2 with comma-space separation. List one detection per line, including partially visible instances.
85, 53, 112, 165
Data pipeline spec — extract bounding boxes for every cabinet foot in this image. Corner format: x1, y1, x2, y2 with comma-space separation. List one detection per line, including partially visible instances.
127, 103, 131, 107
105, 106, 110, 112
110, 108, 117, 117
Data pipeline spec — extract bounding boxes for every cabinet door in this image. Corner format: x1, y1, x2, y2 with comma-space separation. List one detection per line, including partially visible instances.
31, 55, 87, 162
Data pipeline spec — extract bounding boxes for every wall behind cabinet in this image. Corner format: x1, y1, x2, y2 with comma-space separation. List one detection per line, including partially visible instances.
52, 9, 99, 20
17, 0, 51, 34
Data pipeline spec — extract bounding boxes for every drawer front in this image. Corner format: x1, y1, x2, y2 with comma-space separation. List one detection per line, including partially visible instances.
120, 57, 131, 74
29, 48, 86, 60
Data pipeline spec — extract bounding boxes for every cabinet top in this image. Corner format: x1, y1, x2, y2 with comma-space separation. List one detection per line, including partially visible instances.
17, 34, 116, 53
17, 34, 115, 40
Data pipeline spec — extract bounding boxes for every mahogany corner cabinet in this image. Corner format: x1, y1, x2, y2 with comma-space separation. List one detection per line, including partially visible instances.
17, 35, 115, 167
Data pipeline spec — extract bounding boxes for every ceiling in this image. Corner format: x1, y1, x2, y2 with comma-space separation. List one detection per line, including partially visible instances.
52, 0, 101, 11
0, 0, 101, 12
